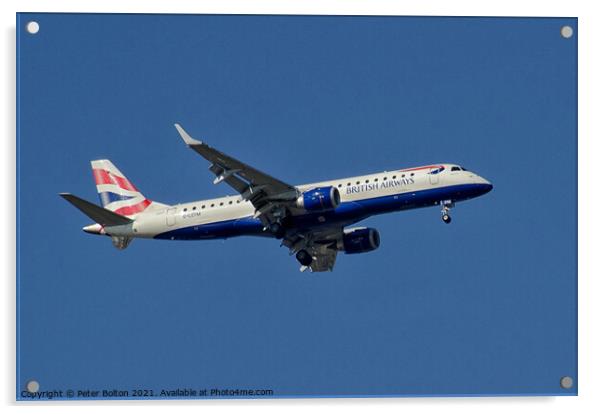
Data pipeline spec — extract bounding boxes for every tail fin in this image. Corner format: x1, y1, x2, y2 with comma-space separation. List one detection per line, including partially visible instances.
91, 160, 154, 217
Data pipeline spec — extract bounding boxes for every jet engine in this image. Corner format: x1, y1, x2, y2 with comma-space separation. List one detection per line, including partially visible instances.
296, 186, 341, 212
340, 227, 380, 254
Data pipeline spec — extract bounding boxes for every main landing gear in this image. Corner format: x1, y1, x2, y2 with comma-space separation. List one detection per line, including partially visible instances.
440, 200, 454, 224
269, 222, 286, 239
296, 250, 313, 267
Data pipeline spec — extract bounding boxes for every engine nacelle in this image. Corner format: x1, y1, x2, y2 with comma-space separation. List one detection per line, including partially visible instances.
341, 227, 380, 254
296, 186, 341, 212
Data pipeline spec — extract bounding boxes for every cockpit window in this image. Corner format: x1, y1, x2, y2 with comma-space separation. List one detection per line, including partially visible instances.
451, 166, 461, 171
460, 166, 467, 171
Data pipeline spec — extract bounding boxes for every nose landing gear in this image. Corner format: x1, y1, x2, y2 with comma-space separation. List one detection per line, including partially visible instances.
440, 200, 454, 224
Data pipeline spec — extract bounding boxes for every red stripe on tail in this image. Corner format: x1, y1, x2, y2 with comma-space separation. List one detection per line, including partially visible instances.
92, 169, 139, 192
114, 199, 152, 216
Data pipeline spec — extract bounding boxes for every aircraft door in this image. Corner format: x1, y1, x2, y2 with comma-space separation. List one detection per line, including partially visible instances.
429, 167, 440, 185
166, 207, 177, 226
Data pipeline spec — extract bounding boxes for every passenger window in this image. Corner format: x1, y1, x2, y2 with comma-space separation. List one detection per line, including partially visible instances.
347, 182, 351, 186
219, 202, 224, 206
183, 208, 187, 212
392, 175, 396, 179
210, 203, 214, 207
202, 205, 205, 209
402, 174, 405, 178
410, 173, 414, 176
192, 206, 196, 210
374, 178, 378, 182
229, 201, 233, 205
365, 179, 369, 183
384, 177, 387, 180
338, 184, 342, 188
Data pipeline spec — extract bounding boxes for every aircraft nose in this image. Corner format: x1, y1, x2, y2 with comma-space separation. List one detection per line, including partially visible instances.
474, 176, 493, 194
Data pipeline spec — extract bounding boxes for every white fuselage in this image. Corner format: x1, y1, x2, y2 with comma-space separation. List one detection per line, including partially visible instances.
122, 163, 491, 240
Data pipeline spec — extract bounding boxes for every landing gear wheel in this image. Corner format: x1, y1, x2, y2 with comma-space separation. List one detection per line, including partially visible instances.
440, 200, 454, 224
269, 222, 285, 239
296, 250, 313, 266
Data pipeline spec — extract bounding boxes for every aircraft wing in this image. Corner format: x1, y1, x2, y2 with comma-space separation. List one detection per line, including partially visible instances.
175, 124, 298, 225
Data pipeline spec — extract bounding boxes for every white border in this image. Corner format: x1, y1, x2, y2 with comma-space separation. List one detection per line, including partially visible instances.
3, 1, 599, 413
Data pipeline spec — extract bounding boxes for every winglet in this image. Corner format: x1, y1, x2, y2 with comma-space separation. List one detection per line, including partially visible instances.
174, 123, 203, 146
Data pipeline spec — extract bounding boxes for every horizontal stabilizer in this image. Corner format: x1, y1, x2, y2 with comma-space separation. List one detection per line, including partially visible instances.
60, 193, 133, 226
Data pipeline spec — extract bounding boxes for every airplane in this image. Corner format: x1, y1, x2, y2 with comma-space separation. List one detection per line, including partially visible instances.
60, 124, 493, 272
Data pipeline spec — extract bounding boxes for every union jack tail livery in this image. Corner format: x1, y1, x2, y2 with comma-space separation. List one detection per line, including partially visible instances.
91, 159, 154, 217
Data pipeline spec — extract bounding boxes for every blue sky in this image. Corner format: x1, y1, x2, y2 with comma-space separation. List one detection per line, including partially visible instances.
17, 14, 577, 398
